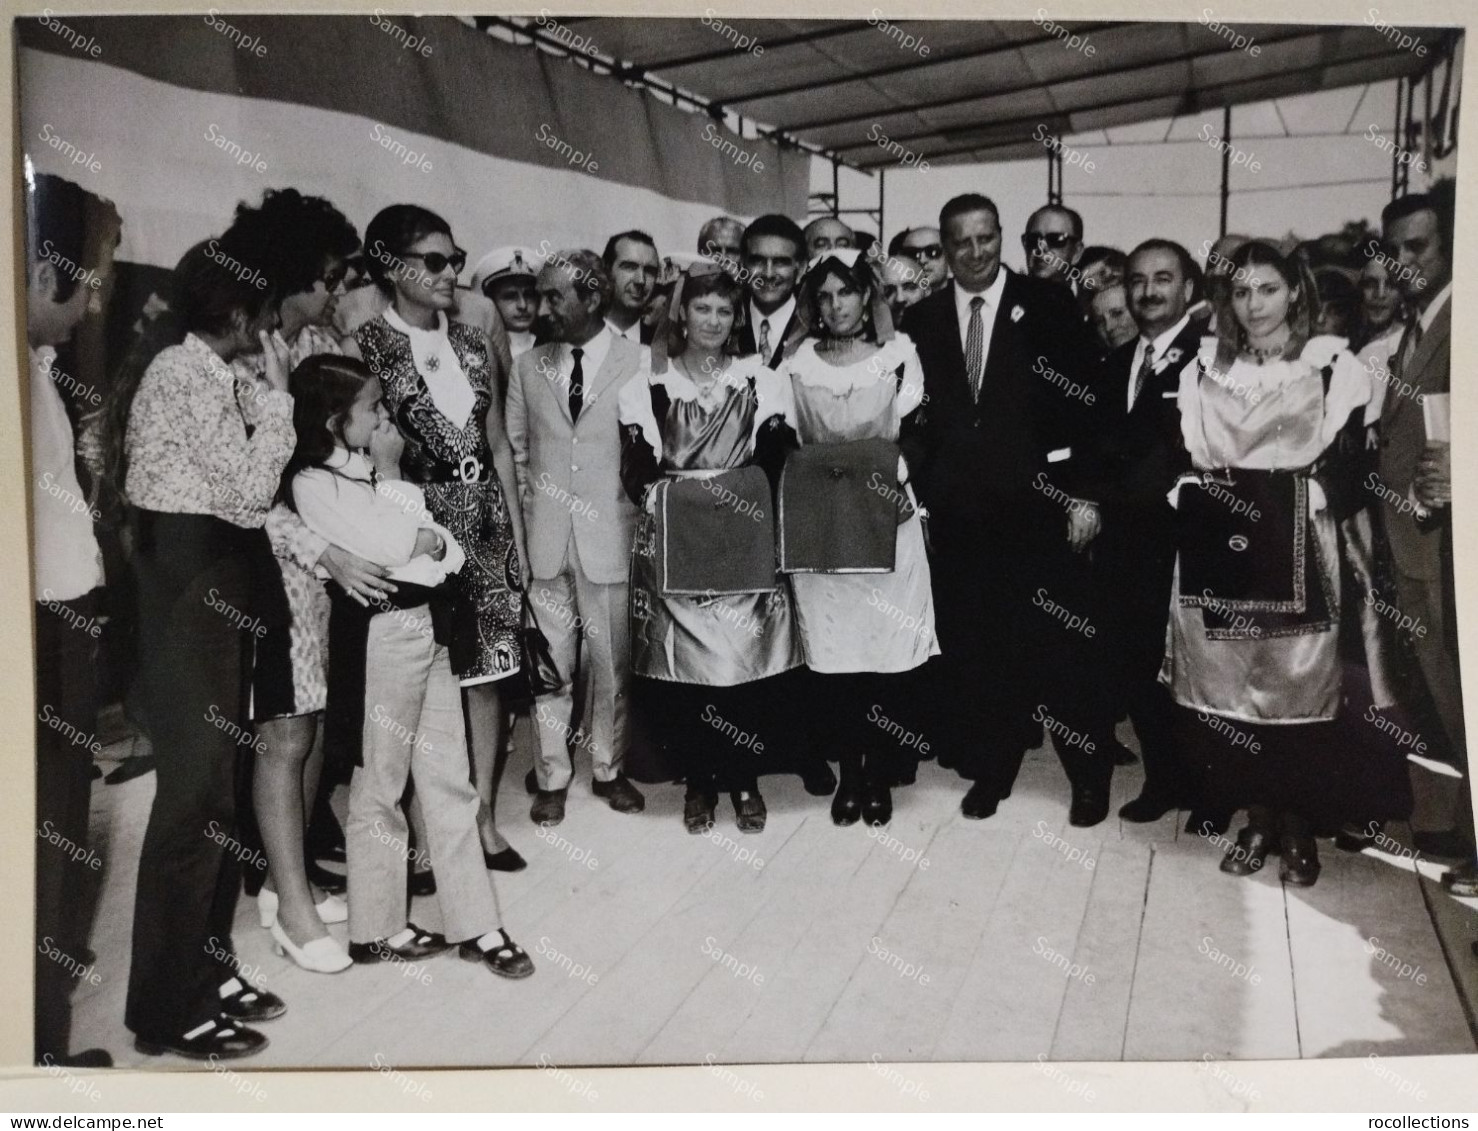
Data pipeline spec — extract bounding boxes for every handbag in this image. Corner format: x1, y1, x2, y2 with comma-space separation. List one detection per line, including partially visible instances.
516, 595, 564, 700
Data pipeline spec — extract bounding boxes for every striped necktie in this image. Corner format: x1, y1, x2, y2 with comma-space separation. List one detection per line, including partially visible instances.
964, 296, 985, 401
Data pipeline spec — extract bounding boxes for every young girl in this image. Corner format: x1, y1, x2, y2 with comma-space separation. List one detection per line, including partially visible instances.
285, 353, 533, 978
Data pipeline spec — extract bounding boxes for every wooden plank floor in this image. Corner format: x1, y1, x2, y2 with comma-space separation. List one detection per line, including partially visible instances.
68, 718, 1478, 1069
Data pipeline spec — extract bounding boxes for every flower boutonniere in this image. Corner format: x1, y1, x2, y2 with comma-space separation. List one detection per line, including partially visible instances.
1010, 305, 1025, 323
1156, 346, 1184, 373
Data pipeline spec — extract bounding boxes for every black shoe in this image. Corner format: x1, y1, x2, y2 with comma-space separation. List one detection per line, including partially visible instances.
524, 768, 540, 794
459, 929, 535, 979
1069, 784, 1110, 828
1279, 833, 1321, 887
349, 923, 450, 964
135, 1016, 267, 1060
684, 791, 717, 834
1119, 793, 1178, 823
1441, 859, 1478, 896
1220, 827, 1276, 877
961, 781, 999, 820
862, 783, 893, 827
531, 788, 567, 825
732, 790, 766, 833
48, 1048, 112, 1068
408, 867, 436, 897
831, 782, 863, 827
90, 764, 103, 781
593, 774, 646, 813
484, 846, 527, 872
307, 858, 348, 895
310, 842, 347, 865
218, 977, 286, 1023
1334, 823, 1378, 853
801, 761, 838, 797
105, 755, 156, 784
1111, 741, 1139, 766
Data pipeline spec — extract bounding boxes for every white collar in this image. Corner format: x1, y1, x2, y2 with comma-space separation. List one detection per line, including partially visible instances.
1418, 281, 1452, 333
384, 304, 448, 340
1140, 313, 1192, 366
953, 268, 1008, 318
324, 446, 373, 481
566, 323, 614, 372
750, 295, 796, 341
606, 316, 641, 342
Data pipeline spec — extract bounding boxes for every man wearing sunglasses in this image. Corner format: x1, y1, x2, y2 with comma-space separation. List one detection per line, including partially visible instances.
1021, 203, 1085, 293
891, 226, 949, 293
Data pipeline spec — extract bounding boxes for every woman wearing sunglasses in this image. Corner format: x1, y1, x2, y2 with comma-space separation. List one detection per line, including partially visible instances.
347, 205, 530, 879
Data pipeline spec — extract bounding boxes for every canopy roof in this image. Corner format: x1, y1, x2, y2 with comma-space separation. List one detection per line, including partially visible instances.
487, 17, 1456, 169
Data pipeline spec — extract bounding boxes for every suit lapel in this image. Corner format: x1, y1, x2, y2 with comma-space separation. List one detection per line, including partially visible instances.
1385, 303, 1449, 429
584, 337, 633, 405
539, 343, 574, 426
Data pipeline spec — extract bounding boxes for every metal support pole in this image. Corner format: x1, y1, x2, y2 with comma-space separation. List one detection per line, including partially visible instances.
1391, 77, 1403, 200
1219, 104, 1231, 237
832, 157, 841, 217
878, 167, 886, 246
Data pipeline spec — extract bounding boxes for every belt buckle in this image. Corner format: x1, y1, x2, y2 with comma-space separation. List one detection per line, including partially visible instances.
458, 455, 483, 484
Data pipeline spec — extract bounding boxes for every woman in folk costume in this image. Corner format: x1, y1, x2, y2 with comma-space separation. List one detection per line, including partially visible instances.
1164, 240, 1410, 887
618, 262, 803, 835
776, 249, 940, 827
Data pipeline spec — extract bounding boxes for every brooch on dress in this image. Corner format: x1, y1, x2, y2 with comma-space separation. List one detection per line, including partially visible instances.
423, 354, 440, 372
1010, 305, 1025, 322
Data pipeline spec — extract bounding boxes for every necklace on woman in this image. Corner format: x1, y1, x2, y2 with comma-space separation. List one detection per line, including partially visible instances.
1243, 333, 1290, 365
818, 332, 871, 361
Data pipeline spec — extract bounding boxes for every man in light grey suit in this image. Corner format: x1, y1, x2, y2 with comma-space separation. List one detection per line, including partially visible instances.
507, 248, 645, 824
1375, 183, 1472, 887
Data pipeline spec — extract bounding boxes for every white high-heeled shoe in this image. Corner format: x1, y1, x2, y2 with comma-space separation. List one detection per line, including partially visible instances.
257, 890, 349, 928
269, 919, 353, 974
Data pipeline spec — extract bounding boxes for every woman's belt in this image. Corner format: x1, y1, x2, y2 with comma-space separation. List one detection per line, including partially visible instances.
401, 450, 492, 485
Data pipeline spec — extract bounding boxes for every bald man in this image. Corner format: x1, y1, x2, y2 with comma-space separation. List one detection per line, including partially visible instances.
804, 216, 855, 260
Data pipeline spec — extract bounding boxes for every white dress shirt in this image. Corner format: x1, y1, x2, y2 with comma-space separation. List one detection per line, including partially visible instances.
952, 268, 1009, 376
31, 345, 103, 602
1128, 312, 1191, 410
605, 316, 641, 343
749, 295, 797, 359
558, 324, 614, 402
1419, 280, 1452, 333
508, 330, 536, 359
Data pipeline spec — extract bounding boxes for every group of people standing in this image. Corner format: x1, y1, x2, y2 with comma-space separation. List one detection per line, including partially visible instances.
29, 166, 1471, 1068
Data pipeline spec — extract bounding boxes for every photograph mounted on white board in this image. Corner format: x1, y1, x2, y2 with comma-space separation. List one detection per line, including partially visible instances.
18, 10, 1476, 1083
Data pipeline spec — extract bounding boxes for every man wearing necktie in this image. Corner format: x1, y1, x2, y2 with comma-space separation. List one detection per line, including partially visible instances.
737, 214, 807, 369
507, 249, 645, 824
602, 229, 660, 346
1374, 185, 1472, 889
903, 193, 1114, 826
1086, 239, 1209, 824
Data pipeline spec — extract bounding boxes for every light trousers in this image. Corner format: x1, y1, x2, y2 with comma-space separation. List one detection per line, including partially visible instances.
347, 605, 497, 944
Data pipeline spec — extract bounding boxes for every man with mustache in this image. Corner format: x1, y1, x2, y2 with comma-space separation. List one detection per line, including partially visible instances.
902, 193, 1114, 826
507, 249, 646, 824
1090, 239, 1208, 824
602, 229, 661, 346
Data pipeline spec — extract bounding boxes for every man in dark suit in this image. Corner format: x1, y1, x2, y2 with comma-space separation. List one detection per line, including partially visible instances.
735, 214, 809, 368
902, 193, 1115, 825
1091, 239, 1208, 822
602, 229, 661, 346
1375, 185, 1473, 890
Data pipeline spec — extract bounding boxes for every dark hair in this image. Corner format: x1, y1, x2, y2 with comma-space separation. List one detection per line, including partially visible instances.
26, 173, 121, 304
1027, 203, 1083, 240
1381, 179, 1455, 259
224, 188, 360, 301
546, 247, 613, 318
602, 229, 658, 271
939, 193, 1000, 234
1312, 266, 1359, 337
799, 255, 882, 344
1078, 245, 1126, 277
669, 269, 746, 358
363, 204, 453, 295
1212, 240, 1319, 368
1128, 239, 1204, 303
98, 237, 280, 503
887, 228, 914, 256
279, 353, 378, 510
740, 214, 805, 261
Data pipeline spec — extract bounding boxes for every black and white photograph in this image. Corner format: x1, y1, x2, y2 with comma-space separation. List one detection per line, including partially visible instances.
11, 0, 1478, 1111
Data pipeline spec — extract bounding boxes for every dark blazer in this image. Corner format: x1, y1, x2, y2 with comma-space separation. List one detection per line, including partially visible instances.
900, 270, 1102, 536
1378, 299, 1450, 582
736, 306, 807, 369
1088, 313, 1205, 515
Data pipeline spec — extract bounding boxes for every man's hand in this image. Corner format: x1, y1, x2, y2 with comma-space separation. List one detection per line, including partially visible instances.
1067, 499, 1101, 552
319, 544, 396, 607
1415, 441, 1451, 509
